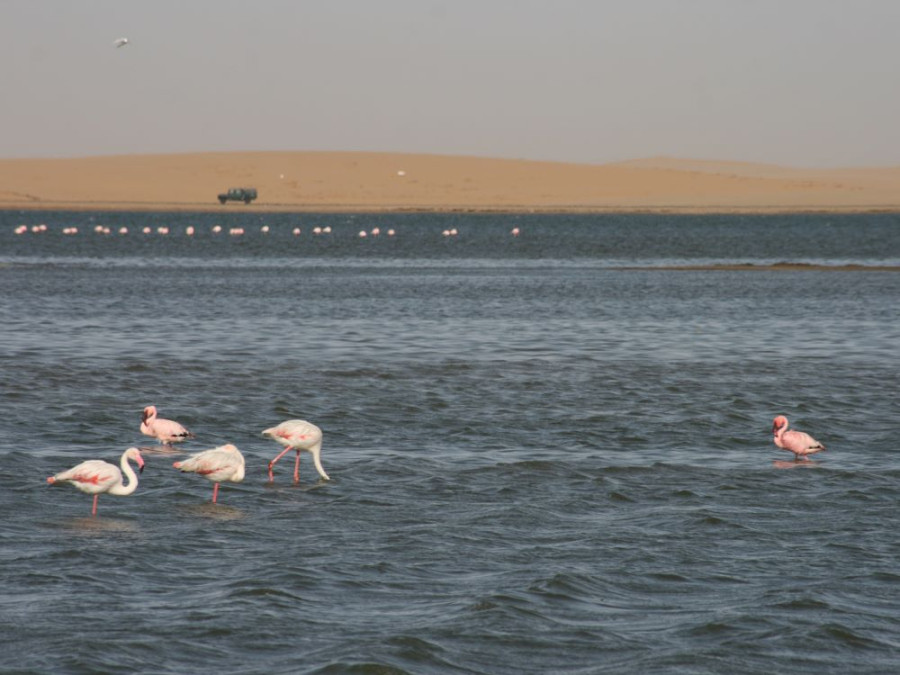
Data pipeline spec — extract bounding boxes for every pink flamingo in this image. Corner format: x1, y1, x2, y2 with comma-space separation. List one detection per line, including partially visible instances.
47, 447, 144, 515
140, 405, 195, 445
772, 415, 826, 460
262, 420, 330, 483
173, 444, 245, 503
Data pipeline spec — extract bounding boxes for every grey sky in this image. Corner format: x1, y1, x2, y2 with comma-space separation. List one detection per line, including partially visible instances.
2, 0, 898, 167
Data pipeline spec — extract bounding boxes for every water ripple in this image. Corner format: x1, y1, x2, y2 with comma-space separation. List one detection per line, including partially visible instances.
2, 211, 900, 674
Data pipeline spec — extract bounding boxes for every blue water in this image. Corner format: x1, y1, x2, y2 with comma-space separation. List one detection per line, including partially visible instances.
1, 211, 899, 673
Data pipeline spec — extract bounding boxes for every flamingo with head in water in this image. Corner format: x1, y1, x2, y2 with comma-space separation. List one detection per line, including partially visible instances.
262, 420, 330, 483
772, 415, 826, 460
47, 447, 144, 515
173, 444, 245, 503
141, 405, 194, 445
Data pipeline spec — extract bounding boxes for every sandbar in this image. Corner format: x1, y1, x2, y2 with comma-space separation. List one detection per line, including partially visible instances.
615, 263, 900, 272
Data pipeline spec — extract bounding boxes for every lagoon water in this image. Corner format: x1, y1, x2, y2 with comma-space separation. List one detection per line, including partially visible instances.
1, 211, 899, 673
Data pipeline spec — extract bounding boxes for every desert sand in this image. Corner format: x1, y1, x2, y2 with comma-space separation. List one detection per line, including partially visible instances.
1, 151, 899, 213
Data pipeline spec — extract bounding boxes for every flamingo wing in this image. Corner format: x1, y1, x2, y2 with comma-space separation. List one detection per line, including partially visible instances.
143, 417, 194, 443
781, 430, 825, 455
264, 420, 321, 448
51, 460, 121, 494
175, 445, 244, 482
156, 418, 194, 442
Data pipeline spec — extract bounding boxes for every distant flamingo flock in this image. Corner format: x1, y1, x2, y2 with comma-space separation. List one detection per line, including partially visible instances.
14, 223, 348, 238
47, 405, 331, 514
12, 223, 530, 238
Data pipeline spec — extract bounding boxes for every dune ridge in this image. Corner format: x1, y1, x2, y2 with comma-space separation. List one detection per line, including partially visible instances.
1, 151, 899, 213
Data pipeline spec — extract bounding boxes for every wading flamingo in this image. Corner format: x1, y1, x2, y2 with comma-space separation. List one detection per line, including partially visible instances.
47, 447, 144, 515
772, 415, 826, 460
141, 405, 195, 445
262, 420, 330, 483
173, 444, 245, 503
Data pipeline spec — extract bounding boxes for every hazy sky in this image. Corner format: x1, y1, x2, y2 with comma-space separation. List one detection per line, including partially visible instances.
3, 0, 899, 167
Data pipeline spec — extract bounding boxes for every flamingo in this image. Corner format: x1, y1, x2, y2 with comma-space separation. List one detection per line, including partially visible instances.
173, 444, 245, 503
262, 420, 330, 483
140, 405, 195, 445
47, 447, 144, 515
772, 415, 826, 460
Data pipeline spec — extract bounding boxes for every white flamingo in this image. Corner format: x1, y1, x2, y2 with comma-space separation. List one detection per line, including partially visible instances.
47, 447, 144, 516
173, 444, 245, 503
262, 420, 330, 483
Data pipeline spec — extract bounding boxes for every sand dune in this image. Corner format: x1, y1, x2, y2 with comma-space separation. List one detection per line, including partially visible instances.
1, 151, 899, 212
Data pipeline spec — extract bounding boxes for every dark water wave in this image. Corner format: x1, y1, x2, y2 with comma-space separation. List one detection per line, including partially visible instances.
1, 212, 899, 673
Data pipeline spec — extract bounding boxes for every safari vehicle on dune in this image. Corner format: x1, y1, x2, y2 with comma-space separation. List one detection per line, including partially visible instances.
218, 187, 258, 204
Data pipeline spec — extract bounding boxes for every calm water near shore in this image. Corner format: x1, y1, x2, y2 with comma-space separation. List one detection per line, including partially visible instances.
1, 211, 899, 674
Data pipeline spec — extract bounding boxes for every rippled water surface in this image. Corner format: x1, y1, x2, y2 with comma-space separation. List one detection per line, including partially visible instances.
1, 211, 899, 673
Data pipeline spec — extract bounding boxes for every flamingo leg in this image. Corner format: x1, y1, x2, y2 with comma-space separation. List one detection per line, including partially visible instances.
92, 495, 99, 516
268, 446, 294, 482
212, 482, 219, 504
293, 450, 301, 483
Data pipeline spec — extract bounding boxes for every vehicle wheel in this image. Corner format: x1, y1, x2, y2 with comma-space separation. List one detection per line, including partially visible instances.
219, 197, 226, 204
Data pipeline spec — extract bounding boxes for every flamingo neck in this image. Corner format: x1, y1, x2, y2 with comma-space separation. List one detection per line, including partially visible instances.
109, 453, 140, 496
773, 425, 788, 448
310, 443, 330, 480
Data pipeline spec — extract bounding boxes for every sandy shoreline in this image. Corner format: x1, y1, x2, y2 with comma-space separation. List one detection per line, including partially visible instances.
1, 151, 899, 213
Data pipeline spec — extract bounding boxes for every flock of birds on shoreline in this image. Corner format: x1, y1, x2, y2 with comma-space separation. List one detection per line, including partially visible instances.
46, 406, 826, 516
46, 406, 330, 515
13, 224, 523, 238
